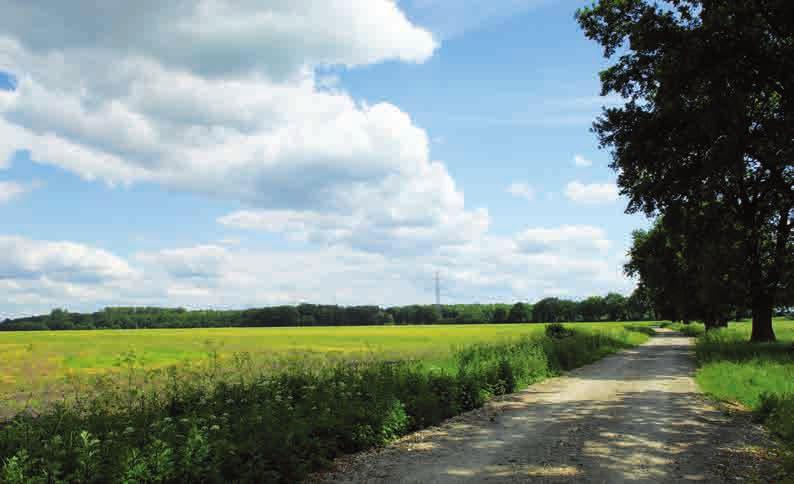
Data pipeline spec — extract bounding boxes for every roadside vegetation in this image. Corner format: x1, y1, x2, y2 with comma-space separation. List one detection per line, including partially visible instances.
0, 324, 649, 483
691, 319, 794, 472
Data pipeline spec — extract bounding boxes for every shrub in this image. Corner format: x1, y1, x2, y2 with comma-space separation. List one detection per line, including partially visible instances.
545, 323, 573, 339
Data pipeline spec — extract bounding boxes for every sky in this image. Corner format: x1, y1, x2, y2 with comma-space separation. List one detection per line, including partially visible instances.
0, 0, 651, 318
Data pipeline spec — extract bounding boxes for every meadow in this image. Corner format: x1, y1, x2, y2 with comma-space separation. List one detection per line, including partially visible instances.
0, 322, 653, 483
0, 322, 655, 403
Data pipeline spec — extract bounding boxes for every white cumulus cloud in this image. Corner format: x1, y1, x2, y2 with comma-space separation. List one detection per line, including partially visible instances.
506, 182, 535, 201
0, 1, 436, 80
514, 225, 611, 254
0, 227, 633, 317
0, 180, 36, 203
0, 2, 639, 315
573, 154, 592, 167
0, 236, 135, 284
0, 2, 493, 255
564, 181, 619, 204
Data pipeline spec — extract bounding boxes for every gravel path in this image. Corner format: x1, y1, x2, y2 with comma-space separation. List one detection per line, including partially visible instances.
317, 329, 778, 483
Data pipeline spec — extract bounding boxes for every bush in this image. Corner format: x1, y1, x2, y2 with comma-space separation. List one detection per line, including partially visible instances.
545, 323, 573, 339
0, 327, 647, 483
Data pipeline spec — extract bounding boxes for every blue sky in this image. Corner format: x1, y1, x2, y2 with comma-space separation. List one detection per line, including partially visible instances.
0, 0, 648, 318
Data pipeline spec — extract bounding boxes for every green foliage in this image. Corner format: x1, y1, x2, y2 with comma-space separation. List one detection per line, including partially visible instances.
0, 293, 656, 332
761, 394, 794, 442
545, 323, 573, 339
0, 326, 649, 483
507, 302, 531, 323
531, 298, 567, 323
577, 0, 793, 342
625, 215, 743, 330
1, 450, 35, 484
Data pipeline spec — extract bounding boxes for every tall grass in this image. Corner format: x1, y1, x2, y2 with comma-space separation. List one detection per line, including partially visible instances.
693, 321, 794, 472
0, 326, 647, 483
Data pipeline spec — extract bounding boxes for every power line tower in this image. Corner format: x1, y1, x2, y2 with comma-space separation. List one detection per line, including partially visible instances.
435, 271, 441, 314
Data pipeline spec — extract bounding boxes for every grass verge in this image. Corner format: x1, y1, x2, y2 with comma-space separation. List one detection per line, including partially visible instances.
0, 325, 648, 483
692, 320, 794, 476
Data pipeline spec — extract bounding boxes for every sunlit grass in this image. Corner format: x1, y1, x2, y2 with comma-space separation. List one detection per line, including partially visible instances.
693, 319, 794, 462
694, 319, 794, 406
0, 322, 656, 401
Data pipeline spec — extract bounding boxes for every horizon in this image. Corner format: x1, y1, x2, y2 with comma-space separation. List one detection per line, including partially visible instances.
1, 291, 640, 322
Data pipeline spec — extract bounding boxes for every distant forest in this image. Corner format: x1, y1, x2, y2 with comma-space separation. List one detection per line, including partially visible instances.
0, 290, 683, 331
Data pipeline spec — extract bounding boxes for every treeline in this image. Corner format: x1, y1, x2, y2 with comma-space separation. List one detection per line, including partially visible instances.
576, 1, 792, 342
0, 291, 656, 331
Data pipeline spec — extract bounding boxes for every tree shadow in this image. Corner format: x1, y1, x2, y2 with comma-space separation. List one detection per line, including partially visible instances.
324, 332, 774, 483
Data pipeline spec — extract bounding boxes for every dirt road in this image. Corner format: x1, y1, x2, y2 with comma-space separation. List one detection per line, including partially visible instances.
320, 329, 775, 483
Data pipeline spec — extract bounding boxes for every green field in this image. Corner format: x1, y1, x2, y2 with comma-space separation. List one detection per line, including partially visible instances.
0, 322, 654, 482
0, 322, 654, 403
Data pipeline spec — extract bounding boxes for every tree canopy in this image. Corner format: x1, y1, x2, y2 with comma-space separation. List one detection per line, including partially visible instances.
577, 0, 793, 341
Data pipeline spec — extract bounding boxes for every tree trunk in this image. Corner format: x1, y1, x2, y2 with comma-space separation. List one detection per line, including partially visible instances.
750, 293, 776, 342
749, 204, 790, 343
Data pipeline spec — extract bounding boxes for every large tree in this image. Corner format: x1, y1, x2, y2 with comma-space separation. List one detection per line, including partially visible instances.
625, 222, 696, 323
578, 0, 793, 341
625, 208, 743, 330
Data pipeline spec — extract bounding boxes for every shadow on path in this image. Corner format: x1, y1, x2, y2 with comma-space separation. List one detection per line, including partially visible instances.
323, 330, 773, 483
